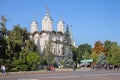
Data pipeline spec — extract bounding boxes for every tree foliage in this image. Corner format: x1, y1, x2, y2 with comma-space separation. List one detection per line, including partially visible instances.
0, 16, 41, 71
26, 52, 40, 70
97, 52, 107, 65
107, 43, 120, 65
104, 40, 117, 55
93, 41, 105, 54
71, 46, 78, 66
64, 47, 75, 68
43, 41, 55, 65
62, 25, 72, 55
62, 25, 75, 68
90, 51, 98, 62
77, 43, 92, 62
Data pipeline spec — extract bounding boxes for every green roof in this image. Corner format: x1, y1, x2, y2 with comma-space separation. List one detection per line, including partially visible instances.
80, 59, 93, 63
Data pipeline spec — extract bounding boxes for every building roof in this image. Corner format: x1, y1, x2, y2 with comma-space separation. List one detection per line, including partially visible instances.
31, 30, 64, 36
42, 6, 53, 22
31, 20, 38, 25
58, 20, 65, 24
80, 59, 93, 63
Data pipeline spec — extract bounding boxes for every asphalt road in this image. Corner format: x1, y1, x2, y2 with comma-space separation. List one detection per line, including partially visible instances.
0, 70, 120, 80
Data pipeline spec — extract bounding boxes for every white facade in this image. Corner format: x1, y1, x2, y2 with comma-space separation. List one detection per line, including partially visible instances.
30, 8, 65, 56
57, 20, 64, 33
30, 21, 38, 33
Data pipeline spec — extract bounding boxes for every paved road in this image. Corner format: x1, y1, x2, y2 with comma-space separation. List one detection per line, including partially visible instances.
0, 70, 120, 80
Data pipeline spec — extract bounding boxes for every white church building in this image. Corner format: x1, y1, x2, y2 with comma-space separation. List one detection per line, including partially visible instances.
29, 8, 75, 57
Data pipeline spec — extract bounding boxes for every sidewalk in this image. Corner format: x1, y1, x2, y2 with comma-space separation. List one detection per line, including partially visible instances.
0, 70, 48, 76
0, 68, 91, 76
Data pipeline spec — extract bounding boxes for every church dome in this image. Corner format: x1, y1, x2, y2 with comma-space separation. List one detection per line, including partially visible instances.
42, 15, 53, 22
31, 20, 38, 25
57, 19, 65, 33
42, 7, 53, 22
30, 20, 38, 33
46, 16, 53, 21
41, 7, 53, 31
58, 20, 64, 24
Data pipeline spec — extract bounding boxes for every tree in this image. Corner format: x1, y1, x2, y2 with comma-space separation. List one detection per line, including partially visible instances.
71, 46, 78, 67
90, 51, 98, 63
82, 51, 90, 60
43, 41, 55, 65
0, 16, 7, 37
77, 43, 92, 62
104, 40, 117, 56
0, 21, 41, 71
64, 47, 75, 68
97, 52, 107, 66
62, 25, 75, 68
0, 16, 8, 61
62, 25, 72, 55
107, 43, 120, 65
26, 51, 41, 70
12, 59, 28, 71
93, 41, 105, 55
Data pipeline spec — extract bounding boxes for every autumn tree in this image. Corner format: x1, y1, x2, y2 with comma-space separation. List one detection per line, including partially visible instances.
93, 41, 105, 55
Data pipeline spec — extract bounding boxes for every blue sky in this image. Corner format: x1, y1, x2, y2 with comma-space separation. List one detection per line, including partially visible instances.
0, 0, 120, 47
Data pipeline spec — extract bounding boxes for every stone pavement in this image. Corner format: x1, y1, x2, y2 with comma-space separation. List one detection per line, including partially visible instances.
0, 68, 90, 75
0, 69, 120, 80
0, 68, 119, 75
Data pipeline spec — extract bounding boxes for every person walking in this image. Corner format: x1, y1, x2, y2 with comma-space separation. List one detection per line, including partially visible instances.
1, 65, 6, 74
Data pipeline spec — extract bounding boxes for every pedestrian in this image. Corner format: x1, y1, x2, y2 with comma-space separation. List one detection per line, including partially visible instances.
1, 65, 6, 74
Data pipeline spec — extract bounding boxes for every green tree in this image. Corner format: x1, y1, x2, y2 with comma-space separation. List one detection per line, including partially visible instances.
0, 16, 41, 71
82, 51, 90, 60
90, 51, 98, 63
107, 43, 120, 65
62, 25, 72, 55
97, 52, 107, 66
26, 51, 41, 70
62, 25, 75, 68
71, 46, 78, 67
0, 16, 8, 62
0, 16, 7, 37
64, 47, 75, 68
104, 40, 117, 56
12, 59, 28, 71
77, 44, 92, 61
43, 41, 55, 65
